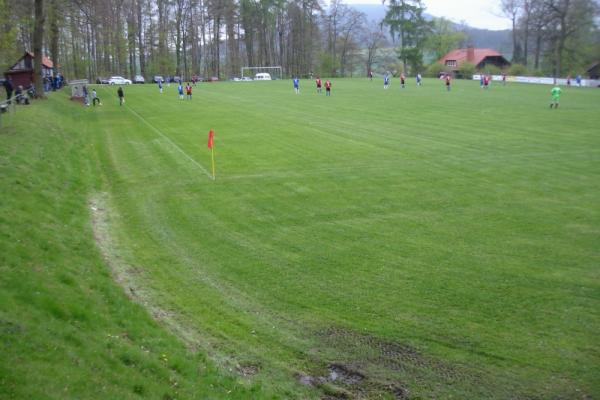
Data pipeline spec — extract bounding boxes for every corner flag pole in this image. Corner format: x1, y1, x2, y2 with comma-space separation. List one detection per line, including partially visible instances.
208, 129, 216, 180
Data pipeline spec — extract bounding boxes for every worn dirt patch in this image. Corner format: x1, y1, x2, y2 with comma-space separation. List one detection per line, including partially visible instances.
89, 194, 260, 379
237, 363, 260, 377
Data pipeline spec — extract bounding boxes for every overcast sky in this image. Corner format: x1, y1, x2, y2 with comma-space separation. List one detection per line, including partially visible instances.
342, 0, 511, 31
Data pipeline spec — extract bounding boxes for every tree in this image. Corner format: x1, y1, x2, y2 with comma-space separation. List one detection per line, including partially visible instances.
363, 24, 386, 76
425, 17, 467, 61
501, 0, 523, 62
546, 0, 598, 76
383, 0, 430, 74
33, 0, 45, 98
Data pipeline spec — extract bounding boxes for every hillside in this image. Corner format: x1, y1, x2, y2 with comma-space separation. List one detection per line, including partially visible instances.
350, 3, 512, 56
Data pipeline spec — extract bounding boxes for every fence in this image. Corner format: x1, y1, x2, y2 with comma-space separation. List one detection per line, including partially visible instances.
473, 74, 600, 87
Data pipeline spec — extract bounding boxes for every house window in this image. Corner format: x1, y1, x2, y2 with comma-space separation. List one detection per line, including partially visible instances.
445, 60, 457, 67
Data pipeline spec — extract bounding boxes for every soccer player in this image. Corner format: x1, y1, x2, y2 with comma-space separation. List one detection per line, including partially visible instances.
293, 77, 300, 94
158, 79, 163, 94
325, 79, 331, 96
502, 72, 507, 86
316, 77, 322, 94
416, 73, 422, 86
484, 75, 490, 89
384, 73, 390, 89
92, 89, 101, 106
178, 83, 184, 100
445, 74, 451, 91
186, 82, 192, 99
550, 85, 562, 108
480, 74, 484, 89
400, 73, 405, 88
117, 86, 124, 106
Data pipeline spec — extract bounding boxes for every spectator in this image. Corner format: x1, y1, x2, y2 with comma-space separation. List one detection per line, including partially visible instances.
4, 77, 13, 103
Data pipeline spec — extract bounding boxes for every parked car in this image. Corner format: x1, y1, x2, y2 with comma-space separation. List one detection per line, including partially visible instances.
241, 76, 253, 81
207, 76, 219, 82
96, 77, 109, 84
254, 72, 271, 80
153, 75, 164, 83
173, 76, 182, 83
108, 76, 132, 85
133, 75, 145, 84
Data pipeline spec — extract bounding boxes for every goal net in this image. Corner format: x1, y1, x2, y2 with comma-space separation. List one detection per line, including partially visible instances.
241, 66, 283, 80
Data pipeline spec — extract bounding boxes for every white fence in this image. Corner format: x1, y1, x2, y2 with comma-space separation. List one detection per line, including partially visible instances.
473, 74, 600, 87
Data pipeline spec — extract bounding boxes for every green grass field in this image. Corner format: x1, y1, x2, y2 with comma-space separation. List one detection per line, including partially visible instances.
1, 78, 599, 399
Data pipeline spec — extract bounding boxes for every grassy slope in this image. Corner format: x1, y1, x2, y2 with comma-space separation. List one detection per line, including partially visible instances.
91, 79, 599, 399
0, 97, 275, 399
1, 79, 599, 399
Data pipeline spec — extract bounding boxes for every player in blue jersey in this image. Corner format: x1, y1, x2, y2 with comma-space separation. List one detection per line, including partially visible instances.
293, 77, 300, 94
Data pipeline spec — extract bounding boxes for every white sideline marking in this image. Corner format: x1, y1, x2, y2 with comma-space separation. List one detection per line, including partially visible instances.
126, 106, 213, 179
98, 85, 212, 179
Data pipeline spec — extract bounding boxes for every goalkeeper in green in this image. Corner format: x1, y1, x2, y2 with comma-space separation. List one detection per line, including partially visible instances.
550, 85, 562, 109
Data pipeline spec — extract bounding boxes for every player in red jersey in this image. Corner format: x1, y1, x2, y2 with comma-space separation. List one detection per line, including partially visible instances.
400, 73, 406, 88
186, 82, 192, 99
325, 79, 331, 96
316, 77, 322, 94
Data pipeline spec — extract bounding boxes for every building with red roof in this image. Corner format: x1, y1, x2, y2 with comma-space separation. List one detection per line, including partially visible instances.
439, 47, 510, 74
4, 52, 54, 88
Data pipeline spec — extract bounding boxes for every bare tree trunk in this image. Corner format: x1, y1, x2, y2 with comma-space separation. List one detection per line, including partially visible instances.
137, 0, 146, 77
49, 0, 60, 78
33, 0, 46, 98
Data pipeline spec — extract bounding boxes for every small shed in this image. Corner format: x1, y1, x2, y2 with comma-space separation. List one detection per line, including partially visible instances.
4, 52, 54, 88
587, 62, 600, 79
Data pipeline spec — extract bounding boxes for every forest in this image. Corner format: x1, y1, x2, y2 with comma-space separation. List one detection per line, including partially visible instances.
0, 0, 598, 84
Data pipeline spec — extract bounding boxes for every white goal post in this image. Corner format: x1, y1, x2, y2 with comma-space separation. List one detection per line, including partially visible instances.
241, 66, 283, 80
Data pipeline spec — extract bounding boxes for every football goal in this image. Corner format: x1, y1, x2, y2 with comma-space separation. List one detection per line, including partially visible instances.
241, 66, 283, 80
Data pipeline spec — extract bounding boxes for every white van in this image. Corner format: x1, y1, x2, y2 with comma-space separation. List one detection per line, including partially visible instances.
254, 72, 272, 81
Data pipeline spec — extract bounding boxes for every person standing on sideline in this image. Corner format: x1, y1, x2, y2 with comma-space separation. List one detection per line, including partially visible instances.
293, 77, 300, 94
325, 79, 331, 96
550, 85, 562, 108
502, 72, 507, 86
4, 77, 13, 103
445, 74, 451, 91
92, 89, 101, 106
576, 75, 582, 87
186, 82, 192, 100
158, 79, 163, 93
83, 85, 89, 106
369, 70, 373, 81
117, 86, 124, 106
384, 73, 390, 89
316, 77, 322, 94
178, 82, 184, 99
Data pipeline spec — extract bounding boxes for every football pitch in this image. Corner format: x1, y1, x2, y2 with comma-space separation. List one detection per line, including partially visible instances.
2, 78, 600, 399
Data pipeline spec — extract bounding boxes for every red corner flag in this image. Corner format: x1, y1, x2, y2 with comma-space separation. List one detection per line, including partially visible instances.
207, 129, 214, 149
